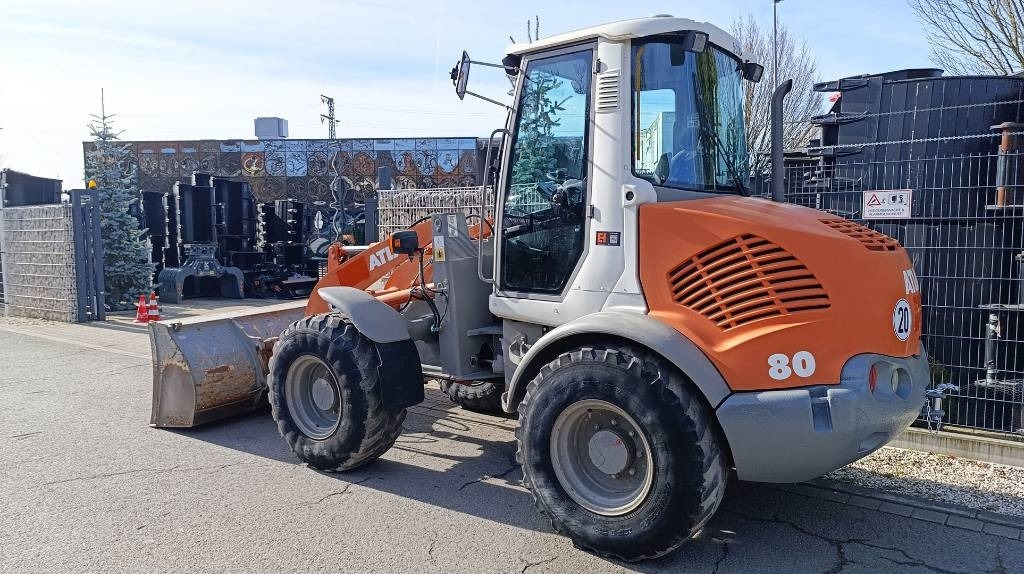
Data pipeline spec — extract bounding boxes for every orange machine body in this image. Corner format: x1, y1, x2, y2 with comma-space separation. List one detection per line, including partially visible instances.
305, 220, 436, 316
640, 196, 922, 392
305, 218, 489, 316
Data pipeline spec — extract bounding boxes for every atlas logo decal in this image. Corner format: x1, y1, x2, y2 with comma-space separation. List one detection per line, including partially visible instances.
368, 246, 398, 270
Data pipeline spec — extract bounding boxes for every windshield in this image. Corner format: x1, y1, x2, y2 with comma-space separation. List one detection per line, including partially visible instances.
631, 38, 748, 194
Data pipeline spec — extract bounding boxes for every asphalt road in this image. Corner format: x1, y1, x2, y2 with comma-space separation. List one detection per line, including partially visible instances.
1, 320, 1022, 573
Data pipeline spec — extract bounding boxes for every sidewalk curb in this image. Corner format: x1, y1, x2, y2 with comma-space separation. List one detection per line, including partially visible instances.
768, 479, 1024, 541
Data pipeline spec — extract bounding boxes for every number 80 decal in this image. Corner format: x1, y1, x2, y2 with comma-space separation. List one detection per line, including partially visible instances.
767, 351, 817, 381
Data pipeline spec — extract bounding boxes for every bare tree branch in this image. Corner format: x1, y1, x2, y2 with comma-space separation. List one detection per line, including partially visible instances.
731, 15, 823, 174
909, 0, 1024, 75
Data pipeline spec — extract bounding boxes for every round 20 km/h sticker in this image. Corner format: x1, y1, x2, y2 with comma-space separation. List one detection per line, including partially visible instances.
893, 299, 912, 341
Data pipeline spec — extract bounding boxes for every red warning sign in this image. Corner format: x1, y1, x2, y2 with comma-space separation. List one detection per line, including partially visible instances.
866, 193, 882, 207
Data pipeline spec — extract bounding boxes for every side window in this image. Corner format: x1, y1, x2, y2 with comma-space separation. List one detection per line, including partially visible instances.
631, 42, 749, 193
501, 49, 592, 295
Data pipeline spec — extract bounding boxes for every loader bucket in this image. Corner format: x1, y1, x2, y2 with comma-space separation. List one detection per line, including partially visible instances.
149, 301, 306, 428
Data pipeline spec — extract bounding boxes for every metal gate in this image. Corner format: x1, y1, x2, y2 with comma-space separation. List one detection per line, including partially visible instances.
71, 189, 105, 322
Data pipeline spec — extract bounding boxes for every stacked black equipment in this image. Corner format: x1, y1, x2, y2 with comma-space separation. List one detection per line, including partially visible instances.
140, 190, 168, 277
143, 174, 323, 300
251, 198, 319, 298
212, 177, 262, 270
156, 174, 244, 303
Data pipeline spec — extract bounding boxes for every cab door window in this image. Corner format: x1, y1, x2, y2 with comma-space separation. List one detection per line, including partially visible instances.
501, 49, 592, 295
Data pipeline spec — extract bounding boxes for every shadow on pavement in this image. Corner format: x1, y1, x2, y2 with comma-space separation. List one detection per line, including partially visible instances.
159, 390, 1013, 573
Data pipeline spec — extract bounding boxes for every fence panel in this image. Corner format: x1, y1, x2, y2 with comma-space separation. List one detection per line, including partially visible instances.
376, 187, 486, 239
779, 151, 1024, 436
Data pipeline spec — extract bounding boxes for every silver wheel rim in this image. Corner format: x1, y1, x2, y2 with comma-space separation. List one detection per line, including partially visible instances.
285, 354, 341, 440
550, 399, 654, 516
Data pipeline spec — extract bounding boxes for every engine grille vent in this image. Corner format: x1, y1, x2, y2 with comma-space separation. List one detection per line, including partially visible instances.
820, 219, 900, 252
668, 234, 831, 329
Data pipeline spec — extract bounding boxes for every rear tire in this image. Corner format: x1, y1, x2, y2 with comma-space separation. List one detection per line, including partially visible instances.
440, 380, 504, 413
268, 313, 405, 471
516, 345, 727, 562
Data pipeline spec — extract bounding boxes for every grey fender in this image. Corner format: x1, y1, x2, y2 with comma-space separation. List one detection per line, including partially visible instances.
502, 311, 732, 413
317, 287, 410, 343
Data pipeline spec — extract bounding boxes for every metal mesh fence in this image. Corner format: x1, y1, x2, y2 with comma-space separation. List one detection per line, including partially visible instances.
0, 204, 79, 322
376, 187, 487, 238
374, 184, 549, 239
773, 129, 1024, 436
770, 87, 1024, 431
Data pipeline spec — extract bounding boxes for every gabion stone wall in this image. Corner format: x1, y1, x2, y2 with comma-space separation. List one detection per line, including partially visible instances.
0, 204, 79, 322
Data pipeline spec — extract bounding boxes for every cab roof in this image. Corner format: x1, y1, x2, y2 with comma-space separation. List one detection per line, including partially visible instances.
505, 15, 746, 62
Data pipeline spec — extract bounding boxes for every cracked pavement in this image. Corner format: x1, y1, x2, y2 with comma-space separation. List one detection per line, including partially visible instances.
1, 322, 1023, 573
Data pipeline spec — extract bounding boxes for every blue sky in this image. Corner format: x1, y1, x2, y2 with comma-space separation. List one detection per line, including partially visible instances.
0, 0, 931, 184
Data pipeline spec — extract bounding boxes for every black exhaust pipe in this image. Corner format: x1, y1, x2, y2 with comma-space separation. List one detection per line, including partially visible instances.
770, 79, 793, 202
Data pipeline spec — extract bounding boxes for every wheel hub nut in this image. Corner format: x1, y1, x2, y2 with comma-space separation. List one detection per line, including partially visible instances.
588, 429, 632, 475
311, 378, 336, 411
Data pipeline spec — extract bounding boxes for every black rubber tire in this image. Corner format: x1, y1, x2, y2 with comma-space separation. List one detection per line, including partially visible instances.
439, 380, 504, 413
267, 313, 405, 472
516, 345, 727, 562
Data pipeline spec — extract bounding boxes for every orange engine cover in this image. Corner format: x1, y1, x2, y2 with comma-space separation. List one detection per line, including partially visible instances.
639, 196, 922, 392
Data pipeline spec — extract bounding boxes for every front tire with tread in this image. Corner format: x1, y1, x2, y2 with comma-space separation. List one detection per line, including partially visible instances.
516, 344, 727, 562
267, 313, 405, 472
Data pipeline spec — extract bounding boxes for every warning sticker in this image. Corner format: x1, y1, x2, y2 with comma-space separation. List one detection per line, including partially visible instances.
433, 235, 446, 262
595, 231, 621, 246
862, 190, 912, 219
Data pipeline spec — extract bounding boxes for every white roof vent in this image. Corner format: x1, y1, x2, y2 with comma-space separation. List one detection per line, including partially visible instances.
255, 117, 288, 140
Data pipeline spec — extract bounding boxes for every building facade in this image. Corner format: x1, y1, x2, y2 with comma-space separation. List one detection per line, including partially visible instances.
83, 137, 483, 205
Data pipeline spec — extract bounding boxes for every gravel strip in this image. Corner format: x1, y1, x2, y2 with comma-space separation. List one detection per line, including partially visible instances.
826, 446, 1024, 517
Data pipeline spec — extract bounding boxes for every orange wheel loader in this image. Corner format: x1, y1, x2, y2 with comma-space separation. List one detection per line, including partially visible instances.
148, 16, 930, 561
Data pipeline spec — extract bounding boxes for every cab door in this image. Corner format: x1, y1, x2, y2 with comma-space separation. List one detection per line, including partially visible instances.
495, 46, 594, 298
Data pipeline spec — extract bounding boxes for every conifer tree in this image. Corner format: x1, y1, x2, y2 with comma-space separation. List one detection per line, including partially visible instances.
511, 74, 567, 185
83, 93, 152, 310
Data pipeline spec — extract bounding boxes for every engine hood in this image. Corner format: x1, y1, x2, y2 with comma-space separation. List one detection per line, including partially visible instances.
639, 196, 923, 392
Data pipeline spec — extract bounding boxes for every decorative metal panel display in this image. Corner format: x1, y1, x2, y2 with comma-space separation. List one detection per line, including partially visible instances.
88, 137, 481, 205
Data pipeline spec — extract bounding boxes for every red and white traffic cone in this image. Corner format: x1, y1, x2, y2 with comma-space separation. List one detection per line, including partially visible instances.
134, 294, 150, 324
148, 292, 160, 322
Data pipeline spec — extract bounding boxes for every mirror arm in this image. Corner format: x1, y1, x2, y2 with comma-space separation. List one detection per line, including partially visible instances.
464, 90, 513, 111
469, 60, 510, 69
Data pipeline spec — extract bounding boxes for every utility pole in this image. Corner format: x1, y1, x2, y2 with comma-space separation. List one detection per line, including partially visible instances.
320, 94, 339, 139
320, 94, 345, 240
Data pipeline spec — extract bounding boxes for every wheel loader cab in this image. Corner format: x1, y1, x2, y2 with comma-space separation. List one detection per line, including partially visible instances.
489, 19, 757, 324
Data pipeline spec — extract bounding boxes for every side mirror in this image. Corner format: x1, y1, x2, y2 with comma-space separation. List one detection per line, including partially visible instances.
743, 62, 765, 83
390, 230, 420, 256
670, 31, 709, 66
450, 51, 471, 100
